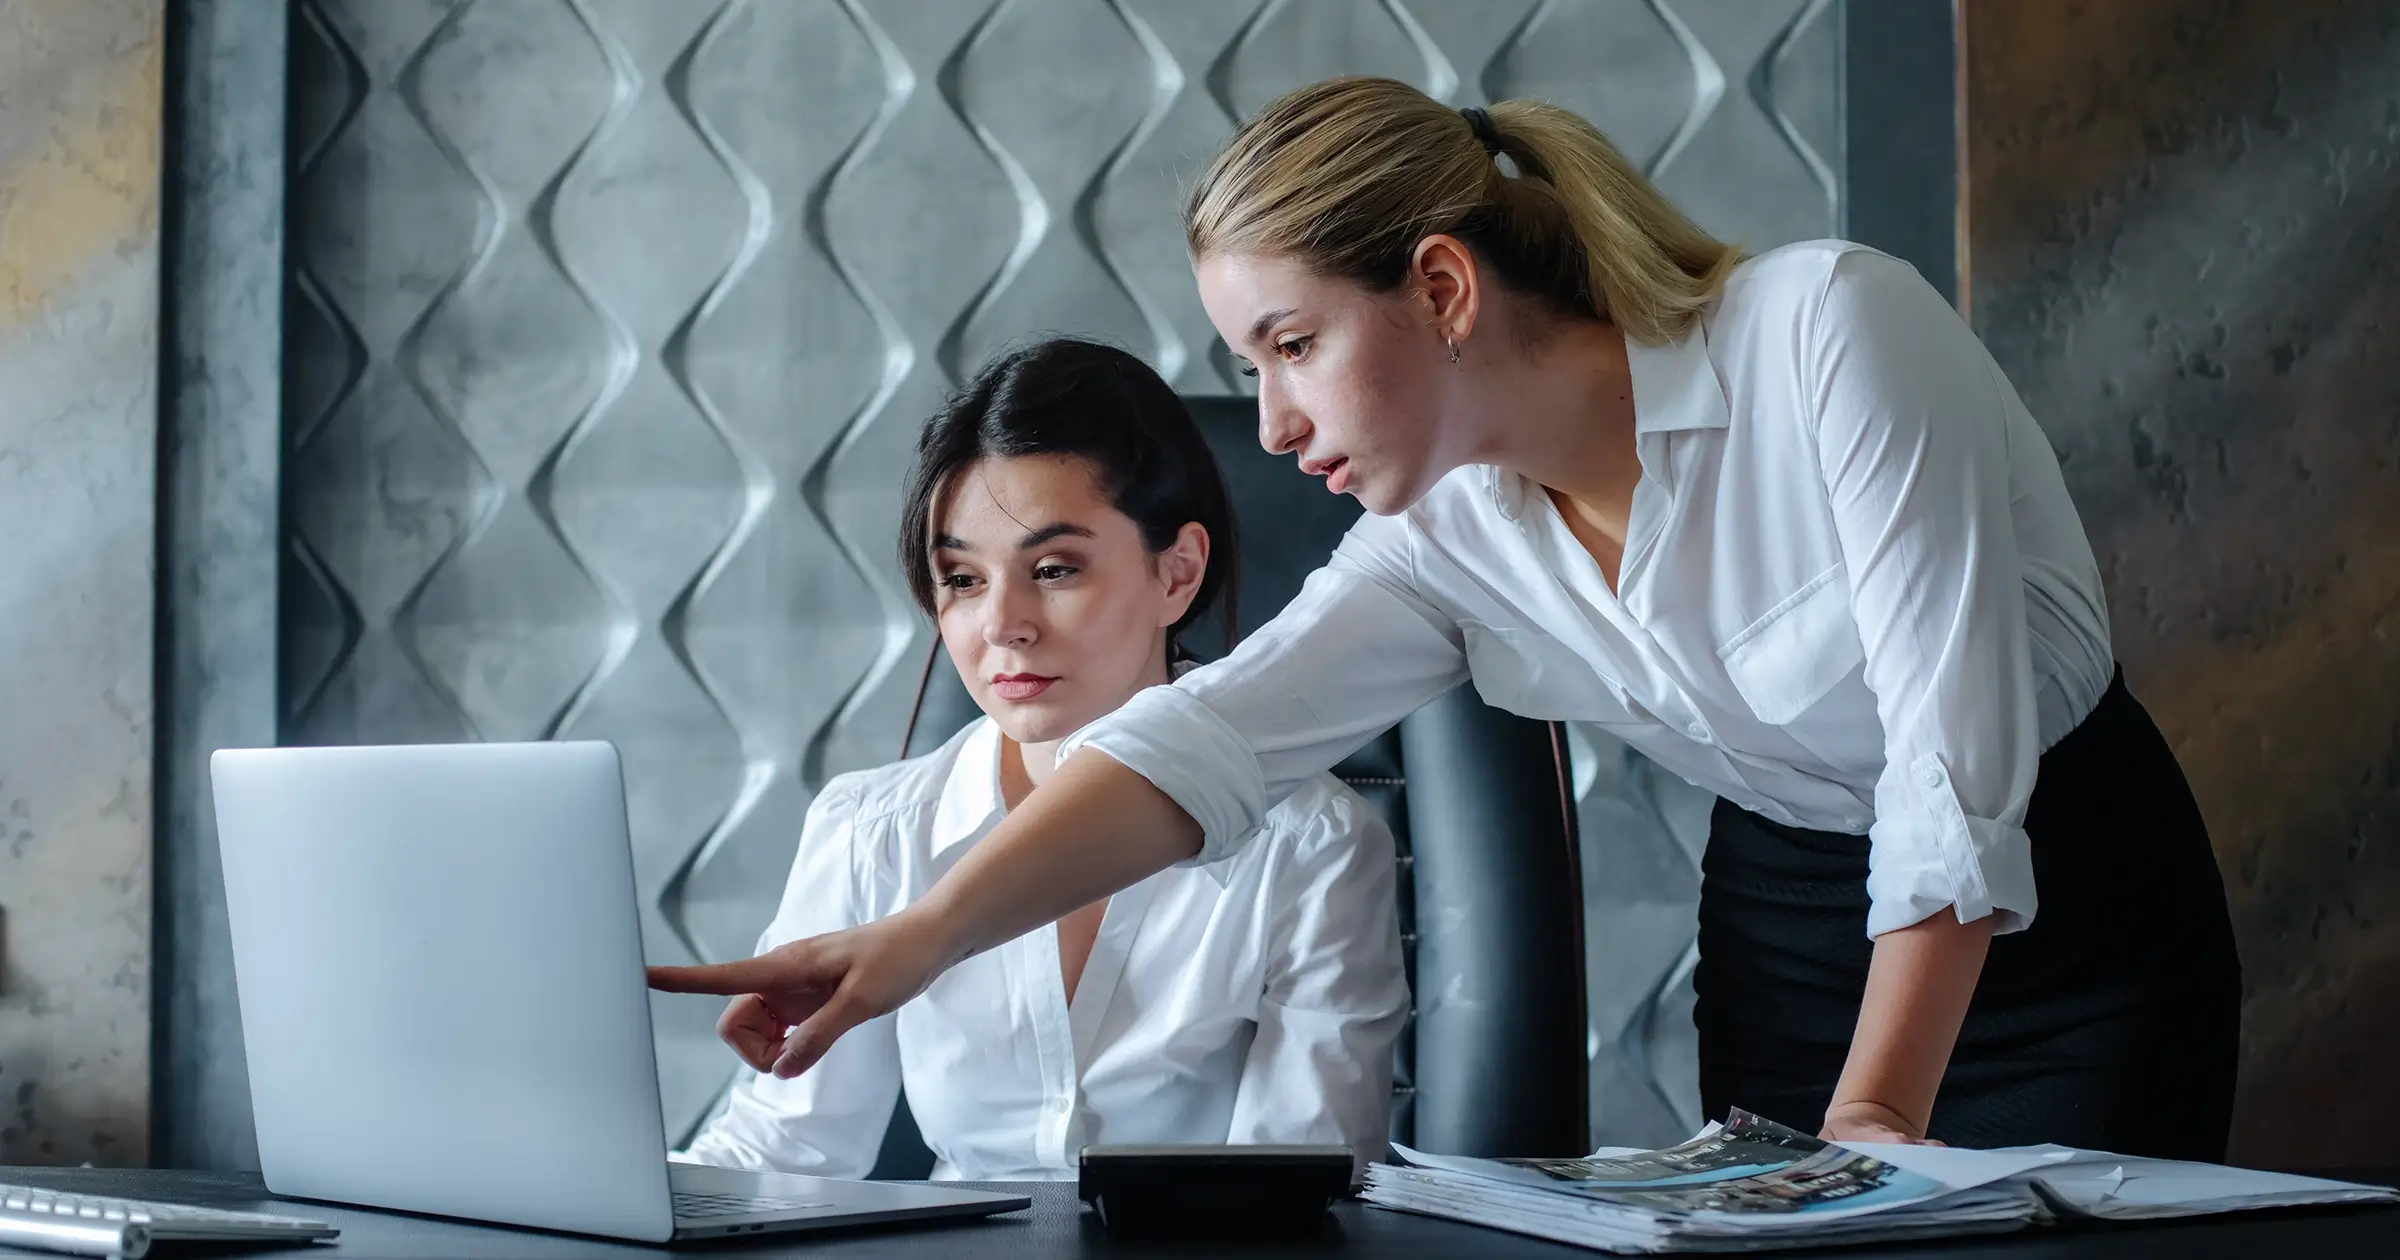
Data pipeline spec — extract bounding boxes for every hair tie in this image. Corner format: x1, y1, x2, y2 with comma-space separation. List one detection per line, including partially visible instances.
1459, 106, 1503, 156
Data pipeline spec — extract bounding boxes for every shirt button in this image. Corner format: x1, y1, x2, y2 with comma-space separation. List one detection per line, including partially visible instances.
1918, 767, 1944, 790
1051, 1097, 1072, 1115
1686, 721, 1710, 740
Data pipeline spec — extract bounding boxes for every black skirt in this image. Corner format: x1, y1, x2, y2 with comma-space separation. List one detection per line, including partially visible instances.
1693, 668, 2242, 1159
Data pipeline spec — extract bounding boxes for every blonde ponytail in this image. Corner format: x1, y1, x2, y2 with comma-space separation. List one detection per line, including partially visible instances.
1184, 77, 1740, 346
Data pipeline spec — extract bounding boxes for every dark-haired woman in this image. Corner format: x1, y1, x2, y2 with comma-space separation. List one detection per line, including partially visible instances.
672, 338, 1406, 1183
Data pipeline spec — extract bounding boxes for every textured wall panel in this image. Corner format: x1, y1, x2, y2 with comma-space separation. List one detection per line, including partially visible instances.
1963, 0, 2400, 1167
1092, 1, 1268, 393
0, 0, 161, 1166
674, 0, 890, 980
283, 0, 1842, 1148
285, 0, 488, 748
535, 0, 755, 1131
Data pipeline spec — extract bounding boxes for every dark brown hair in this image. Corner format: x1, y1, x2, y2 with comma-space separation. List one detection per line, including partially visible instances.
899, 339, 1238, 658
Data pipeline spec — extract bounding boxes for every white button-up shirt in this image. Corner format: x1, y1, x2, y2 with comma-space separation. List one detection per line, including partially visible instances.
1064, 242, 2112, 939
679, 716, 1409, 1181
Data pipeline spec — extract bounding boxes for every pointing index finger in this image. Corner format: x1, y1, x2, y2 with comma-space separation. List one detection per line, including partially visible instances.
647, 958, 783, 996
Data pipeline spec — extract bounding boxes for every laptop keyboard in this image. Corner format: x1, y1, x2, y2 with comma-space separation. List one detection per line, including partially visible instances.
1, 1183, 337, 1236
672, 1191, 838, 1220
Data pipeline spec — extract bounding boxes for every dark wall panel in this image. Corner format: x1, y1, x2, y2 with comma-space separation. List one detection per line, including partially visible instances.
1844, 0, 1956, 302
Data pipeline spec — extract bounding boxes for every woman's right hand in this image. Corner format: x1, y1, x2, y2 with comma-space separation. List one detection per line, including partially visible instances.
654, 749, 1201, 1076
648, 908, 958, 1078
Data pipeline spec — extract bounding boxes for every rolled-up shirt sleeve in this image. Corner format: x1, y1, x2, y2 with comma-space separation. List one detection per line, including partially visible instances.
1060, 510, 1469, 870
1806, 250, 2043, 938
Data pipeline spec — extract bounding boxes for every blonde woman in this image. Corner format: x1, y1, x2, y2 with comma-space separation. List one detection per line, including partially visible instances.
655, 77, 2239, 1160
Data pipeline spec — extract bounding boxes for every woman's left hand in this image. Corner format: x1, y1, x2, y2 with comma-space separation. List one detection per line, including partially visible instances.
1819, 1100, 1945, 1147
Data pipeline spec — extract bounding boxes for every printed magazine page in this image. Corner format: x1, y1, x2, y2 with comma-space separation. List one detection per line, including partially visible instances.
1394, 1110, 1993, 1222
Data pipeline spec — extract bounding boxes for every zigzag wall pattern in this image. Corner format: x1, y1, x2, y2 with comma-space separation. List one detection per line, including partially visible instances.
282, 0, 1841, 1147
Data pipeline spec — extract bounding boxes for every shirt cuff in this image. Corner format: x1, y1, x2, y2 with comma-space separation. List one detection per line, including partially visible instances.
1863, 752, 2037, 938
1057, 682, 1267, 884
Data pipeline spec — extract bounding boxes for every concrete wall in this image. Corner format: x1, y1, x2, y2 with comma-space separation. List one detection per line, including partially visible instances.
1962, 0, 2400, 1166
0, 0, 162, 1167
153, 0, 285, 1171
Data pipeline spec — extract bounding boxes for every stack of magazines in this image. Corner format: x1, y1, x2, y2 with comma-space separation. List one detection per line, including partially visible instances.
1362, 1111, 2398, 1253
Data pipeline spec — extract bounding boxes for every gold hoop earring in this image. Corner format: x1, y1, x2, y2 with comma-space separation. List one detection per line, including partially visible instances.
1446, 338, 1460, 365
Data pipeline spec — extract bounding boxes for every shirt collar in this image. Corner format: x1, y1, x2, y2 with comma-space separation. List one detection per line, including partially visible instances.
1486, 322, 1726, 519
927, 661, 1200, 861
1624, 322, 1731, 436
929, 717, 1005, 860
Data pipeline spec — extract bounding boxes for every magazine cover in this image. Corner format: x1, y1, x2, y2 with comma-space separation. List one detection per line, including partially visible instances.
1483, 1111, 1954, 1216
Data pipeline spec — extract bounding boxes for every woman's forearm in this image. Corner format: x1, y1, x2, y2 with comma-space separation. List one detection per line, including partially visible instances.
1828, 910, 1997, 1135
910, 748, 1201, 964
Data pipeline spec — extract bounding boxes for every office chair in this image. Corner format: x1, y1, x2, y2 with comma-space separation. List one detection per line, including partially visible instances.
871, 395, 1588, 1177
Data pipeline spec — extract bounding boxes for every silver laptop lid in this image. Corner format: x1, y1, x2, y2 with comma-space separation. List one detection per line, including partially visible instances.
213, 741, 677, 1243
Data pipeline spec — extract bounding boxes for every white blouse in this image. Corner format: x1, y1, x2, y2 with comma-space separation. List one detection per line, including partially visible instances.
678, 716, 1409, 1181
1062, 242, 2112, 939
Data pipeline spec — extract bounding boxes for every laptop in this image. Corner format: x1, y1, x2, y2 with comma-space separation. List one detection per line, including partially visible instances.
211, 740, 1029, 1244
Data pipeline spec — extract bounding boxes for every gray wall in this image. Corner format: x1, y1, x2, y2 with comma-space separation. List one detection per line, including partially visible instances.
154, 0, 286, 1171
273, 0, 1844, 1154
0, 0, 162, 1167
1963, 0, 2400, 1167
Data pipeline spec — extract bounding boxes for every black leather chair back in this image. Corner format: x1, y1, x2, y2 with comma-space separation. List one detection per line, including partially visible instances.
876, 396, 1587, 1173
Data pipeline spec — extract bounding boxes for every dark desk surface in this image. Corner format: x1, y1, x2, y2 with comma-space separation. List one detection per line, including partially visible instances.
3, 1167, 2396, 1259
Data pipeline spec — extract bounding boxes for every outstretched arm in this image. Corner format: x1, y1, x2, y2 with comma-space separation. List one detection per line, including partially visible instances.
653, 514, 1467, 1079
